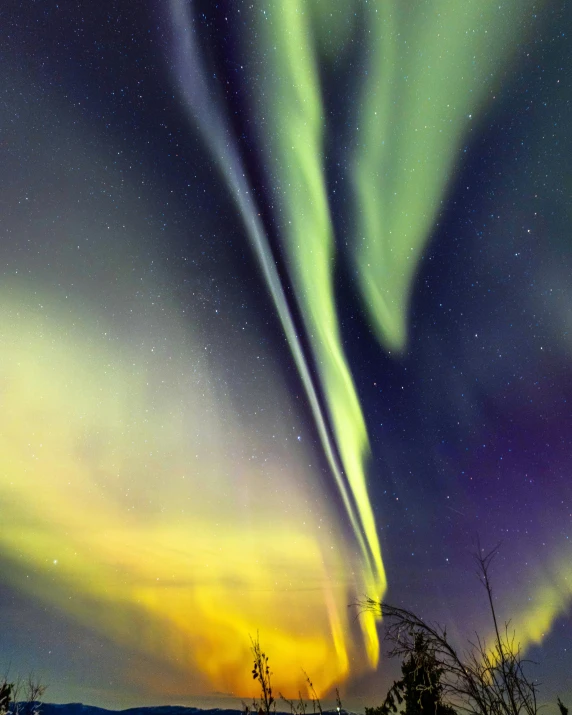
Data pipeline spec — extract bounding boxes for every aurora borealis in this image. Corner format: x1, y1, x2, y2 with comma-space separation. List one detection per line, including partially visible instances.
1, 0, 571, 710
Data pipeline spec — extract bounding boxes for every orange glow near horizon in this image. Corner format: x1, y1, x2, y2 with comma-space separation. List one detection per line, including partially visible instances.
0, 289, 377, 698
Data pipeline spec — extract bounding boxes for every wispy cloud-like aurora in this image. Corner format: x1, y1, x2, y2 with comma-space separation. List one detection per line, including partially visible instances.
0, 283, 362, 696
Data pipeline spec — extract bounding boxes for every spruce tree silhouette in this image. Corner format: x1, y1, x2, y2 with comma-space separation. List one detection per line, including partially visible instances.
366, 633, 456, 715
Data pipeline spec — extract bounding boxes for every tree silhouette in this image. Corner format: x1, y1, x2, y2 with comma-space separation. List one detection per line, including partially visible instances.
359, 545, 538, 715
365, 632, 456, 715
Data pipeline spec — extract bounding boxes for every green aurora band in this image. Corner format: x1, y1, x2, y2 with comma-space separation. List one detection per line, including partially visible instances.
253, 0, 537, 658
254, 4, 386, 667
353, 0, 536, 351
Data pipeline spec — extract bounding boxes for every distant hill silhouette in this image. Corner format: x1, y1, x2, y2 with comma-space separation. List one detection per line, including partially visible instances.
24, 704, 351, 715
33, 706, 247, 715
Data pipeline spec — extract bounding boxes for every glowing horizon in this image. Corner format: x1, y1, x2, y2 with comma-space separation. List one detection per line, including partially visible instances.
0, 287, 367, 696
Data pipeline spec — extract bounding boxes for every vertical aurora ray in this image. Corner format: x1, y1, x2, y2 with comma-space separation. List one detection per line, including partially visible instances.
166, 0, 360, 538
252, 0, 387, 664
166, 0, 386, 672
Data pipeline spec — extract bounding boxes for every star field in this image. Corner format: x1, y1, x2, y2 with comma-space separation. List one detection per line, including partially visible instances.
0, 0, 571, 711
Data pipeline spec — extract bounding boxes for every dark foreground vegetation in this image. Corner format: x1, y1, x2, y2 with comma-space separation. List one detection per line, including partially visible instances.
2, 547, 568, 715
0, 676, 45, 715
359, 546, 542, 715
245, 546, 567, 715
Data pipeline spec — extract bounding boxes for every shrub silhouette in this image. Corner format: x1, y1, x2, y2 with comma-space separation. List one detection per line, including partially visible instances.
243, 634, 275, 715
243, 636, 330, 715
0, 675, 45, 715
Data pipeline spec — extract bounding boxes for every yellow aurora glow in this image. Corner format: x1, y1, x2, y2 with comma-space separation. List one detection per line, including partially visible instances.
0, 288, 369, 696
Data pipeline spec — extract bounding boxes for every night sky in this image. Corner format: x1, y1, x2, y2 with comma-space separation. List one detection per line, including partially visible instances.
1, 0, 571, 711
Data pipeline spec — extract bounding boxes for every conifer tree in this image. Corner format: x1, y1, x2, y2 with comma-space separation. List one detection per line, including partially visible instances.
366, 633, 456, 715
